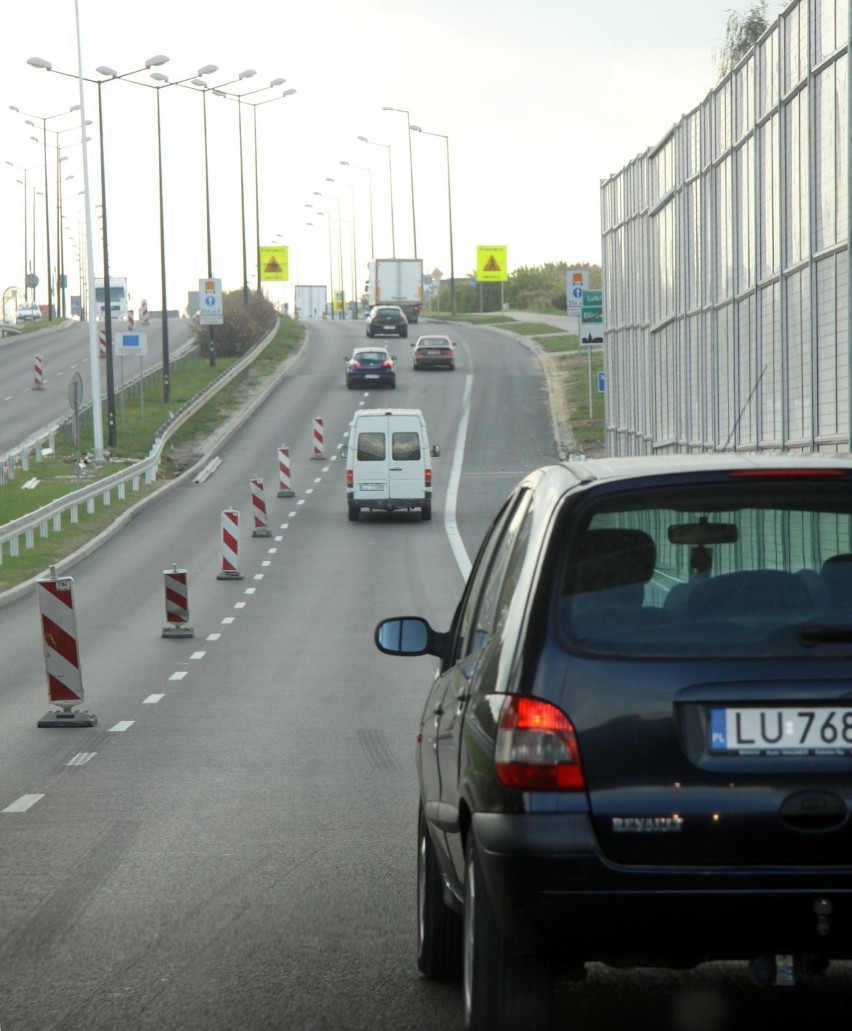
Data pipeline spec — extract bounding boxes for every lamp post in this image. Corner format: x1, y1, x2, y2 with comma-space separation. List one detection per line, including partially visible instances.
340, 160, 374, 260
315, 191, 345, 318
250, 89, 296, 297
188, 67, 255, 364
9, 103, 78, 319
357, 136, 395, 257
410, 125, 456, 315
382, 106, 417, 257
27, 53, 170, 447
212, 80, 293, 304
306, 204, 334, 313
326, 177, 358, 317
6, 161, 40, 299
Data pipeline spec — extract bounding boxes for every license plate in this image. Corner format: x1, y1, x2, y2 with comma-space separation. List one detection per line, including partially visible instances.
358, 483, 384, 492
709, 706, 852, 756
365, 374, 379, 379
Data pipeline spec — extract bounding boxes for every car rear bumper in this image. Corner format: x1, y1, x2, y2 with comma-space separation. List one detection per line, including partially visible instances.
347, 491, 429, 512
471, 811, 852, 960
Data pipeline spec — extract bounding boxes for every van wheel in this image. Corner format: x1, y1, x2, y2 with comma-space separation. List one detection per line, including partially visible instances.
463, 834, 553, 1031
421, 503, 432, 522
348, 506, 360, 522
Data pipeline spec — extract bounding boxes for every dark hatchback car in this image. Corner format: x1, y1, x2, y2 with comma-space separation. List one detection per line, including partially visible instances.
344, 347, 396, 389
375, 455, 852, 1030
366, 304, 408, 338
412, 334, 455, 370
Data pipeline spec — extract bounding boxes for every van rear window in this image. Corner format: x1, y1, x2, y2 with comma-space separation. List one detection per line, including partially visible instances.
392, 432, 421, 461
357, 432, 386, 461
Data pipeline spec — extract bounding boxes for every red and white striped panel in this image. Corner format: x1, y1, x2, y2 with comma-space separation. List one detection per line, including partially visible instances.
220, 509, 240, 574
277, 446, 293, 495
99, 324, 107, 358
37, 576, 84, 709
312, 416, 324, 458
164, 567, 190, 625
33, 355, 44, 389
250, 478, 270, 536
140, 299, 150, 326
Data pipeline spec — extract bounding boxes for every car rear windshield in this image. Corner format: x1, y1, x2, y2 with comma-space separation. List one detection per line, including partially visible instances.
557, 477, 852, 658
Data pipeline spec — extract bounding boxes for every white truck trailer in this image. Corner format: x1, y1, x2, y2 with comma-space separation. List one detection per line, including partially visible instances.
294, 285, 328, 319
367, 259, 424, 323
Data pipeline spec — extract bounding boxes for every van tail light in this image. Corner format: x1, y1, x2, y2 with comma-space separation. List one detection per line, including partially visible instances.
347, 470, 353, 488
495, 697, 585, 790
424, 468, 432, 488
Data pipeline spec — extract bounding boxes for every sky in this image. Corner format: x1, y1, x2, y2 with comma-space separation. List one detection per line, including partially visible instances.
0, 0, 754, 315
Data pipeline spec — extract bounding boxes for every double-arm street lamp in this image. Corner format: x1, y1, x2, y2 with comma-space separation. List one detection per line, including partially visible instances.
9, 104, 78, 319
411, 124, 456, 315
28, 53, 170, 448
357, 136, 395, 257
326, 177, 358, 317
382, 106, 417, 257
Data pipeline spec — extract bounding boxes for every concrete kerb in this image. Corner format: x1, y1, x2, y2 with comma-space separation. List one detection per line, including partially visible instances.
0, 321, 309, 611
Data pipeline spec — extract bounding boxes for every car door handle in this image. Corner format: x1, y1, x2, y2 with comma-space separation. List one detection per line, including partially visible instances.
390, 466, 402, 471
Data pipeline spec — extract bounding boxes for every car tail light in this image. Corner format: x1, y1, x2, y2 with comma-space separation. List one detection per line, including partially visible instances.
495, 697, 585, 790
382, 361, 393, 369
350, 361, 362, 369
347, 470, 353, 488
424, 469, 432, 488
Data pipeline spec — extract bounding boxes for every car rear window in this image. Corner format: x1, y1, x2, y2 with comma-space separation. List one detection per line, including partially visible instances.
557, 478, 852, 658
392, 431, 421, 461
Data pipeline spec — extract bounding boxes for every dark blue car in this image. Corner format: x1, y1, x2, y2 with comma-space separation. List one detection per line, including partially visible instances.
376, 454, 852, 1031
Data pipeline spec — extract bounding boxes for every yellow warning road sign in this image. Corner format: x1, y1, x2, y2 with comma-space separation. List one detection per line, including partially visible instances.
260, 245, 289, 282
476, 245, 508, 282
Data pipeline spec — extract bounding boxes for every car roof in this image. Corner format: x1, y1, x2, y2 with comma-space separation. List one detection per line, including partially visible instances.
352, 346, 391, 355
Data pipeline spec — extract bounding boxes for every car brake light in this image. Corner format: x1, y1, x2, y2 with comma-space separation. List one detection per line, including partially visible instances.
382, 361, 393, 369
495, 697, 585, 790
424, 469, 432, 488
347, 470, 353, 488
350, 361, 361, 369
728, 468, 847, 479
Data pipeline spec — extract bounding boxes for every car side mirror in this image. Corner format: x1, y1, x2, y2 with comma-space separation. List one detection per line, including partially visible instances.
374, 616, 447, 658
339, 444, 348, 457
430, 445, 441, 458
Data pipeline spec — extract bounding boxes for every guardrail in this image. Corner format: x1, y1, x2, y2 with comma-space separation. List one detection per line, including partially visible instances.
0, 322, 280, 565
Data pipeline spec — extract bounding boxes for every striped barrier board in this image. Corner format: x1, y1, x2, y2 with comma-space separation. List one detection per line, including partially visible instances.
277, 446, 295, 497
251, 478, 271, 537
217, 509, 244, 580
36, 573, 97, 727
162, 565, 194, 638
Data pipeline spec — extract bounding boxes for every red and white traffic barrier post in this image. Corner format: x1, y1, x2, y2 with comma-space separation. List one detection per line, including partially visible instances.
140, 299, 150, 326
162, 564, 194, 638
312, 416, 325, 459
33, 355, 44, 390
216, 509, 244, 580
250, 478, 272, 537
277, 446, 295, 498
36, 567, 97, 728
99, 323, 107, 358
126, 310, 135, 331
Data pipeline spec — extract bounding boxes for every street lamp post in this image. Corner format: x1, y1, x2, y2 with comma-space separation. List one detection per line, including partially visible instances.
340, 160, 374, 260
357, 136, 395, 257
27, 54, 170, 447
326, 177, 358, 317
411, 125, 456, 315
5, 161, 40, 299
250, 88, 296, 297
382, 106, 417, 257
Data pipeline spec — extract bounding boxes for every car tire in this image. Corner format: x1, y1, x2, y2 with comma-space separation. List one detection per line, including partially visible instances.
348, 505, 360, 522
421, 502, 432, 522
463, 835, 553, 1031
417, 808, 462, 979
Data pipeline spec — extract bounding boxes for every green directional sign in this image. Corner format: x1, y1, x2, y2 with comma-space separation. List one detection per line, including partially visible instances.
581, 289, 602, 323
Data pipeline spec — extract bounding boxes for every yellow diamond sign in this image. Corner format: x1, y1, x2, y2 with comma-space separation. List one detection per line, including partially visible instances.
476, 245, 508, 282
260, 245, 289, 282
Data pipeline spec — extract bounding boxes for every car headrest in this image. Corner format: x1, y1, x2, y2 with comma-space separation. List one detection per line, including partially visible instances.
567, 528, 657, 595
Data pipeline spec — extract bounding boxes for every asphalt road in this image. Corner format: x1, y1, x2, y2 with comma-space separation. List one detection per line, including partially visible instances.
0, 317, 194, 457
1, 318, 851, 1030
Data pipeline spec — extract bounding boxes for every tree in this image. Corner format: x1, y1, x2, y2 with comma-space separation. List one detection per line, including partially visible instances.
715, 2, 770, 79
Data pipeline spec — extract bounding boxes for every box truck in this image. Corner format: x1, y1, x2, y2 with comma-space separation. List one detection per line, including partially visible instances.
94, 277, 129, 320
295, 285, 328, 319
367, 259, 423, 323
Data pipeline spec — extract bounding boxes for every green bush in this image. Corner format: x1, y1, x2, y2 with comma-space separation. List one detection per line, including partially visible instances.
190, 289, 278, 358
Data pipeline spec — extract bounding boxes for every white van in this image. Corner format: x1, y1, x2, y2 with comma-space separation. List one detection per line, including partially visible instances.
343, 408, 439, 522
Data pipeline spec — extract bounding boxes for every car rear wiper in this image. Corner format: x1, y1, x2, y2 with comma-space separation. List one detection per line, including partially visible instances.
798, 624, 852, 646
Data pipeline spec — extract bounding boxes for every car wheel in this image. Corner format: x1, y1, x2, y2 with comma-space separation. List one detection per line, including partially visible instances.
463, 834, 553, 1031
417, 808, 462, 979
348, 505, 360, 522
421, 502, 432, 522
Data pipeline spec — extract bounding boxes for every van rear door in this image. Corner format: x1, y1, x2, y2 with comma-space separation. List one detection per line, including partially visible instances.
353, 417, 390, 500
388, 416, 425, 501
